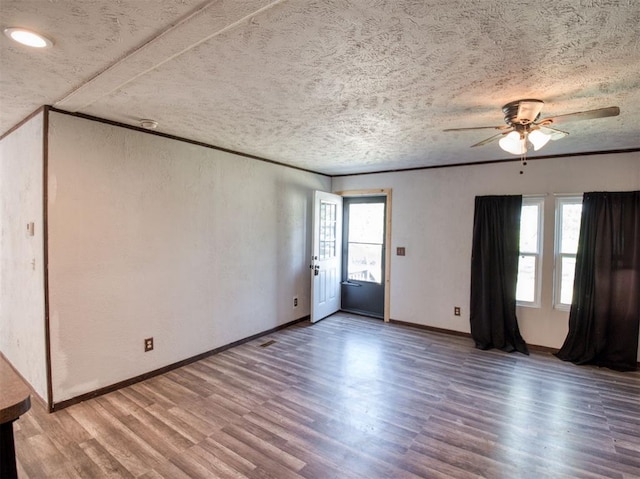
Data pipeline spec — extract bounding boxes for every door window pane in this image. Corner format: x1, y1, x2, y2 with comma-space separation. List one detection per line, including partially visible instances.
348, 203, 384, 244
346, 201, 384, 284
319, 201, 337, 260
516, 255, 536, 303
348, 244, 382, 283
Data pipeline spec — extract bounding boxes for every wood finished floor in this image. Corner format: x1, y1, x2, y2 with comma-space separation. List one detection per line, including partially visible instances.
14, 314, 640, 479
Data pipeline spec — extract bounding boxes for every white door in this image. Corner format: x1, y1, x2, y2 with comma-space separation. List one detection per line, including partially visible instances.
310, 191, 343, 323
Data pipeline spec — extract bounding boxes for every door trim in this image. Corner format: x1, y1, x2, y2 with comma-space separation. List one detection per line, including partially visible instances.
334, 189, 392, 322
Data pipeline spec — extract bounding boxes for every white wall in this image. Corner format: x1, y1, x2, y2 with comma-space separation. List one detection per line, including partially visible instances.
333, 153, 640, 359
0, 112, 48, 401
47, 112, 330, 403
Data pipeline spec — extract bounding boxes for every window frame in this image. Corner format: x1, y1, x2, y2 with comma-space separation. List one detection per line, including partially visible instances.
343, 197, 386, 285
516, 196, 544, 308
554, 195, 583, 311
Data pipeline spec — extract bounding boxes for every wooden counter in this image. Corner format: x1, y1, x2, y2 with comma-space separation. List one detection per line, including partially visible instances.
0, 356, 31, 479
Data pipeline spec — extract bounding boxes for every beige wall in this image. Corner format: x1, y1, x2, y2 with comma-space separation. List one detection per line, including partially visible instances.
0, 112, 48, 401
47, 112, 330, 403
333, 153, 640, 360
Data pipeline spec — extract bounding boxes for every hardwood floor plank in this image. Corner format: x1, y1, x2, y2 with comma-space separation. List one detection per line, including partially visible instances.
121, 408, 194, 458
213, 428, 305, 479
143, 403, 208, 444
17, 435, 63, 478
165, 405, 222, 437
67, 402, 166, 476
391, 448, 487, 479
168, 447, 237, 479
198, 436, 257, 476
78, 438, 135, 479
177, 442, 252, 479
138, 471, 165, 479
221, 423, 306, 472
94, 391, 143, 419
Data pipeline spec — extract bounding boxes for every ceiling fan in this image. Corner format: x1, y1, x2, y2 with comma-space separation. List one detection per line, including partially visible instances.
444, 99, 620, 155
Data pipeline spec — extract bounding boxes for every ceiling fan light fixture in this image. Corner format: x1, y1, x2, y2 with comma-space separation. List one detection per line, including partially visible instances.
528, 129, 551, 151
499, 131, 526, 155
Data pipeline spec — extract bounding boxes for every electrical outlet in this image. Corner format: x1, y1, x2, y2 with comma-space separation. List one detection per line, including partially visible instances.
293, 296, 298, 308
144, 337, 154, 352
454, 306, 461, 316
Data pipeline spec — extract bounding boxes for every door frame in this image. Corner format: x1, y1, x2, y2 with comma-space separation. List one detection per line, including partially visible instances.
334, 188, 392, 322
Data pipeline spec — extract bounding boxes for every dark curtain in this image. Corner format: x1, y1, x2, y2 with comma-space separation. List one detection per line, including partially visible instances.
470, 195, 529, 355
556, 191, 640, 371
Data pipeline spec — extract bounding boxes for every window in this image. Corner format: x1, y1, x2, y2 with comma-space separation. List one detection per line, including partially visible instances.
516, 197, 544, 306
319, 200, 337, 260
346, 202, 385, 283
554, 196, 583, 309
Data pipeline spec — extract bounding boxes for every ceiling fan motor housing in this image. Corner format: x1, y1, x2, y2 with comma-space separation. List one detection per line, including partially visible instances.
502, 99, 544, 126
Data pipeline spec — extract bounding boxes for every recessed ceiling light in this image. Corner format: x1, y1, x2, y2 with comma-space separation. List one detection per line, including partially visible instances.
4, 27, 53, 48
140, 119, 158, 130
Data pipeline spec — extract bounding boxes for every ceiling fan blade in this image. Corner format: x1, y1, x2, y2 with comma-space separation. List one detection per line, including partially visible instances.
470, 131, 510, 147
540, 106, 620, 125
443, 125, 508, 132
537, 125, 569, 140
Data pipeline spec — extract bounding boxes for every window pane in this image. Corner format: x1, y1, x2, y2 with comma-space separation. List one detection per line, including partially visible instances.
348, 243, 382, 283
516, 255, 536, 302
319, 201, 337, 260
349, 203, 384, 244
560, 256, 576, 305
520, 204, 539, 253
561, 203, 582, 254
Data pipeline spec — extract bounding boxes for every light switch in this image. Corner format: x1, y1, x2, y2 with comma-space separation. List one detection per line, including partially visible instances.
397, 247, 406, 256
26, 222, 35, 236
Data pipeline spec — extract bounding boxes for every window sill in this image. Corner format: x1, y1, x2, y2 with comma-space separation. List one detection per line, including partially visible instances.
554, 304, 571, 312
516, 302, 541, 309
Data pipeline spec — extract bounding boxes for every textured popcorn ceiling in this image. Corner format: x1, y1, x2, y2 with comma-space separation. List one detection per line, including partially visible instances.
1, 0, 639, 175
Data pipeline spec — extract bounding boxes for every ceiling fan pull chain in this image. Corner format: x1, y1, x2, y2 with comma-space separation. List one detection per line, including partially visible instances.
520, 151, 528, 175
